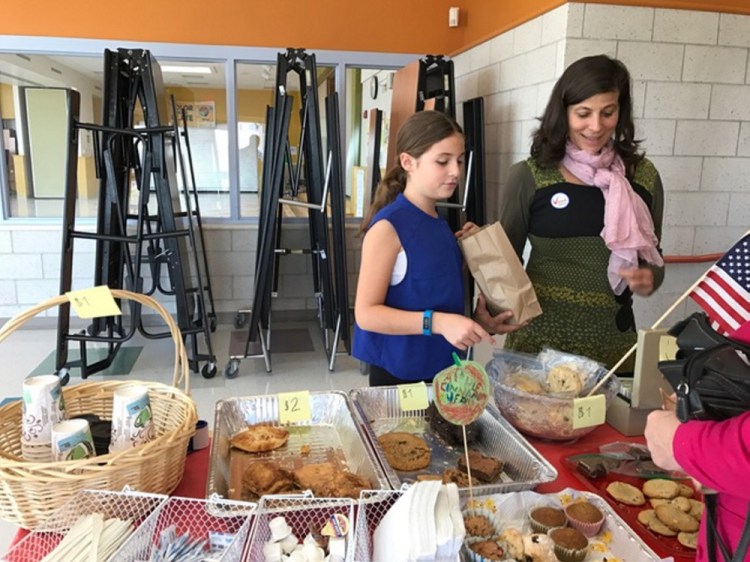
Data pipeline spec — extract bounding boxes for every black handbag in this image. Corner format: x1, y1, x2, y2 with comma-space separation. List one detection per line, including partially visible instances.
659, 313, 750, 423
658, 313, 750, 562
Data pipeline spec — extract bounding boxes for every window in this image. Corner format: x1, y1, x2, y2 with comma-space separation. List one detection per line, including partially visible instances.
0, 39, 415, 222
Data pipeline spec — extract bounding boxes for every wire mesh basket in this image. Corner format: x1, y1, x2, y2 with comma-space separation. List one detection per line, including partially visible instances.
0, 290, 197, 529
111, 495, 256, 562
352, 488, 459, 562
244, 494, 356, 561
2, 489, 168, 562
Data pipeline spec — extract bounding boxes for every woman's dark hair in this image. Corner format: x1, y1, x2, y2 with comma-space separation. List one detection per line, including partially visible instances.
530, 54, 643, 176
359, 110, 463, 234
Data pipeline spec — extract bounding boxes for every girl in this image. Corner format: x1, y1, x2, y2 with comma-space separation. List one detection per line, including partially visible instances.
353, 111, 496, 387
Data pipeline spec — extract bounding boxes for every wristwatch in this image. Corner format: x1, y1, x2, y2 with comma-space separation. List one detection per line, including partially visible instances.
422, 309, 434, 336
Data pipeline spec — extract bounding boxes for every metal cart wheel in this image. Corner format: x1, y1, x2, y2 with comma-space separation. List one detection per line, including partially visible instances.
223, 359, 240, 379
233, 313, 248, 330
55, 368, 71, 387
201, 361, 217, 379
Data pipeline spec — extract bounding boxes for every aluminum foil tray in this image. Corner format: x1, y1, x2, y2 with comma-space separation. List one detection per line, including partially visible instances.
207, 391, 388, 505
464, 488, 661, 561
349, 385, 557, 496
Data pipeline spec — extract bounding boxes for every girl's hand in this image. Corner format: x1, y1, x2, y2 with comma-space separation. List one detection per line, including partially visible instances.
433, 312, 495, 351
455, 221, 480, 240
473, 294, 528, 335
619, 267, 654, 296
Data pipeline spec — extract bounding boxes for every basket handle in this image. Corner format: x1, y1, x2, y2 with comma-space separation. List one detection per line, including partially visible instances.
0, 289, 190, 394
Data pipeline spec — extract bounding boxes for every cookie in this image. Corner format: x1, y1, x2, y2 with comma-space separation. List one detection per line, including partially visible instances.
648, 514, 678, 536
655, 503, 700, 532
606, 481, 646, 506
649, 498, 669, 508
377, 432, 431, 471
637, 509, 655, 525
679, 483, 694, 497
671, 496, 691, 513
230, 424, 289, 453
678, 531, 699, 550
689, 499, 705, 519
546, 365, 583, 395
643, 478, 680, 499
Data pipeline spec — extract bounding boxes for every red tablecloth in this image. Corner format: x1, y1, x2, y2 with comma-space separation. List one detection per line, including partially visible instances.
11, 427, 692, 561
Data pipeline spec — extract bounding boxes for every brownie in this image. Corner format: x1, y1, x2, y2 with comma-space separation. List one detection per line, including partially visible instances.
427, 402, 480, 446
457, 450, 503, 482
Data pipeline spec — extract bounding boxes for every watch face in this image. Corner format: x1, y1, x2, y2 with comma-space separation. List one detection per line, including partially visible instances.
370, 77, 378, 100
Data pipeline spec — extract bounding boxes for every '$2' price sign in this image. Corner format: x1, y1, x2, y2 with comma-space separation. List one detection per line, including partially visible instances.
278, 391, 312, 424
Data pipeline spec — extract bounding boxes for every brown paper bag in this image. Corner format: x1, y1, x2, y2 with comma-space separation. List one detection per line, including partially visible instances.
459, 222, 542, 325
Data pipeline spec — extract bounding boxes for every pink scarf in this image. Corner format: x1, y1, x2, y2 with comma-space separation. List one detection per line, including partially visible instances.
562, 140, 663, 295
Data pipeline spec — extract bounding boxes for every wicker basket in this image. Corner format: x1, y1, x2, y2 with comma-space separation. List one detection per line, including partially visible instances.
0, 289, 197, 529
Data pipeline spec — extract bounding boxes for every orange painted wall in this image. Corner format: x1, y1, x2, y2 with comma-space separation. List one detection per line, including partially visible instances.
1, 1, 747, 56
0, 0, 466, 54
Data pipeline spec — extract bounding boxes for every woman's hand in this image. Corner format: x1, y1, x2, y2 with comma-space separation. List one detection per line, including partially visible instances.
619, 267, 654, 296
644, 409, 683, 472
433, 312, 495, 351
473, 294, 528, 335
455, 221, 480, 240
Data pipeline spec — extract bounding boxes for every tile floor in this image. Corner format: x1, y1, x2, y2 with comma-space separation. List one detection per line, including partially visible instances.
0, 320, 370, 553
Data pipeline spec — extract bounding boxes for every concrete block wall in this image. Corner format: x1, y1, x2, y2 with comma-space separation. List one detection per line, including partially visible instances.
0, 221, 362, 323
451, 3, 750, 331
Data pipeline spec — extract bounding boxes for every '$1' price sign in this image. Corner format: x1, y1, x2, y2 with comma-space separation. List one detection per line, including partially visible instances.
278, 391, 312, 424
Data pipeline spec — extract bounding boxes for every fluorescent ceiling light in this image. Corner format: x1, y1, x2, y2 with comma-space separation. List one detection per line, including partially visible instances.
161, 65, 212, 74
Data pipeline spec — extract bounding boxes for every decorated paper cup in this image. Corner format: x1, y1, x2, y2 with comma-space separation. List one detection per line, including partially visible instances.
51, 419, 96, 461
109, 385, 154, 453
21, 375, 67, 461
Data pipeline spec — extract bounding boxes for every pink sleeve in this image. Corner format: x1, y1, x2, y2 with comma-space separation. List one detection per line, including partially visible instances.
672, 411, 750, 501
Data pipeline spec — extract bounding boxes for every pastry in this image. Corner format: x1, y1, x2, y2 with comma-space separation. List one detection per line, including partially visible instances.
564, 501, 604, 537
463, 513, 494, 538
529, 506, 566, 533
523, 533, 557, 562
548, 527, 588, 562
293, 462, 337, 495
643, 478, 680, 499
457, 450, 503, 482
678, 531, 699, 549
242, 460, 294, 496
546, 365, 583, 395
442, 468, 480, 487
230, 424, 289, 453
377, 432, 431, 471
655, 503, 700, 532
427, 401, 480, 446
322, 470, 370, 499
606, 481, 646, 506
468, 539, 508, 560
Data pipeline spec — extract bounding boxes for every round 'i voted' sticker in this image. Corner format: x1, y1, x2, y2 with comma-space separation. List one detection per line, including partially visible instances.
550, 192, 569, 209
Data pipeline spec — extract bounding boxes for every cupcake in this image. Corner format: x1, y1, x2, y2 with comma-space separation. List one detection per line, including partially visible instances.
465, 537, 512, 561
564, 501, 605, 537
523, 533, 557, 562
548, 526, 589, 562
529, 506, 567, 534
463, 509, 497, 539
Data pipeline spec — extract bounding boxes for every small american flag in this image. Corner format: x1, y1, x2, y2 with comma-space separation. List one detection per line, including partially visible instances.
689, 233, 750, 342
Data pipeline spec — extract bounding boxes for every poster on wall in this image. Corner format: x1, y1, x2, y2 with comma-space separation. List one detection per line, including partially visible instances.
175, 101, 216, 128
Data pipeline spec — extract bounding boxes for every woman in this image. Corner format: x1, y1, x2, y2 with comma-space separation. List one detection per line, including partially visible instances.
498, 54, 665, 369
353, 111, 496, 386
645, 409, 750, 562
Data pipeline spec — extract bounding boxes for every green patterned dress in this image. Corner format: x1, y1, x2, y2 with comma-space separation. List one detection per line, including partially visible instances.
499, 158, 665, 371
